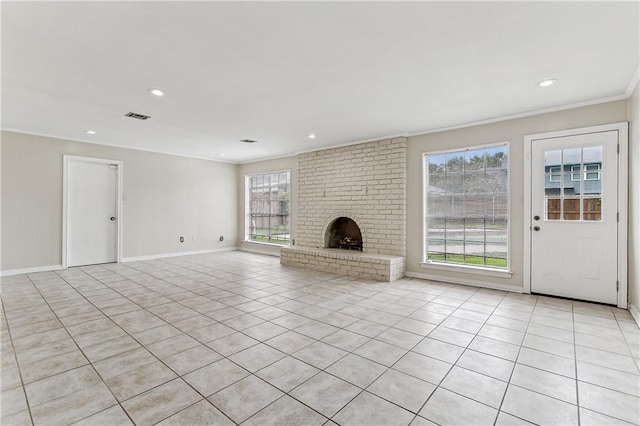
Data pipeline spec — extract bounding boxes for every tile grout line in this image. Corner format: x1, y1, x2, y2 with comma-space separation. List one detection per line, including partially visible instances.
53, 266, 247, 425
21, 271, 138, 426
67, 260, 402, 424
4, 252, 638, 425
395, 286, 510, 425
572, 303, 581, 426
0, 298, 36, 426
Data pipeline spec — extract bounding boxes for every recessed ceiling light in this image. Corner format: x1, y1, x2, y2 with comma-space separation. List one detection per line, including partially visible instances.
307, 133, 316, 139
219, 153, 226, 157
536, 79, 557, 87
148, 88, 164, 96
85, 130, 96, 135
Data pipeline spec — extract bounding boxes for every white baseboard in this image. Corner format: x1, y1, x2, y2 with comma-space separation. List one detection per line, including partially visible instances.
629, 303, 640, 328
1, 264, 64, 277
121, 247, 238, 263
238, 242, 283, 257
405, 270, 525, 294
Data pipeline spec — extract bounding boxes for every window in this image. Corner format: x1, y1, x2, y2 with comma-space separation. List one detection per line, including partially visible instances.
549, 166, 561, 182
246, 171, 290, 245
584, 163, 601, 180
424, 144, 508, 269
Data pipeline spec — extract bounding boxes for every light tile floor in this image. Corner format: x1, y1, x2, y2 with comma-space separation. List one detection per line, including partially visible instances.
1, 251, 639, 425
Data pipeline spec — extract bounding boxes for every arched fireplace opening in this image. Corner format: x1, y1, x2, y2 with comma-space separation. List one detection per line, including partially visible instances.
325, 217, 363, 251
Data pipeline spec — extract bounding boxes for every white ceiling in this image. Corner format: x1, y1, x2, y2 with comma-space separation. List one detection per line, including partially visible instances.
2, 1, 638, 163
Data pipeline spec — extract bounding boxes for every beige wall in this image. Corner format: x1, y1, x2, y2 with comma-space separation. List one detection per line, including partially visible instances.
629, 82, 640, 316
407, 100, 629, 290
3, 95, 636, 303
236, 156, 297, 256
1, 131, 238, 271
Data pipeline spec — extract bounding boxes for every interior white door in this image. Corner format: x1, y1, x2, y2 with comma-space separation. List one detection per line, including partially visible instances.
67, 159, 118, 267
530, 130, 619, 304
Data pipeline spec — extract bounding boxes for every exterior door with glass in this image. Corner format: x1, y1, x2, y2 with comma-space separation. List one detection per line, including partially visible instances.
530, 130, 619, 304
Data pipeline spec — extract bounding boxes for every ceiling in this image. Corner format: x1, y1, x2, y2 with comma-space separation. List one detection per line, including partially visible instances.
2, 1, 638, 163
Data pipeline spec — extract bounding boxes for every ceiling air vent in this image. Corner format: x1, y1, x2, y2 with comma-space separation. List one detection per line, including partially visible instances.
240, 139, 258, 143
125, 112, 151, 120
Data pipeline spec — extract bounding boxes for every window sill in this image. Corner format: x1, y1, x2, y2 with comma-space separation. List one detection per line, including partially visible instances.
242, 240, 290, 248
420, 261, 513, 278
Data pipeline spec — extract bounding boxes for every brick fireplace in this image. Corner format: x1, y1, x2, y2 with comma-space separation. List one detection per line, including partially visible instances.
280, 137, 406, 281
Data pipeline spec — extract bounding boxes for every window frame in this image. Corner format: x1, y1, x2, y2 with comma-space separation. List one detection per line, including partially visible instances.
570, 165, 582, 181
244, 170, 291, 247
421, 141, 511, 276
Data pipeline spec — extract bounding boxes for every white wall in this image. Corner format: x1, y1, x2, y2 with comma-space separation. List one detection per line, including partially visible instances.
1, 131, 238, 272
628, 82, 640, 320
406, 100, 629, 291
236, 156, 297, 256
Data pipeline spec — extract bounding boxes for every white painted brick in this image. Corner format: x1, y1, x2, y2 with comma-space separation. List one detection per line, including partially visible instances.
294, 138, 407, 279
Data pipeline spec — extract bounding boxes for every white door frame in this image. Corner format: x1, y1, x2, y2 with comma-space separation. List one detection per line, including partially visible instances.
524, 122, 628, 308
62, 155, 123, 268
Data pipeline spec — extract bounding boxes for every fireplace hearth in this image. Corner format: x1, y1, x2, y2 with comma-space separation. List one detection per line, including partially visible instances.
325, 217, 362, 251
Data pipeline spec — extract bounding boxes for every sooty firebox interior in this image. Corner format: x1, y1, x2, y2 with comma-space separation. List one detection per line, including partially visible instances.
325, 217, 363, 251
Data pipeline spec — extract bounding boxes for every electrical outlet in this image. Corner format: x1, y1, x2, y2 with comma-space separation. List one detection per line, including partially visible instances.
179, 236, 184, 243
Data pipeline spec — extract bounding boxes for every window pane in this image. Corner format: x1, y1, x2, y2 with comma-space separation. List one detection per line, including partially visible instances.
445, 218, 465, 243
429, 153, 446, 173
583, 146, 602, 165
427, 239, 445, 255
563, 148, 580, 165
446, 152, 464, 173
464, 242, 485, 260
465, 150, 485, 171
563, 198, 580, 221
546, 198, 561, 220
465, 221, 485, 243
464, 171, 485, 194
425, 144, 508, 269
583, 197, 602, 221
446, 172, 464, 194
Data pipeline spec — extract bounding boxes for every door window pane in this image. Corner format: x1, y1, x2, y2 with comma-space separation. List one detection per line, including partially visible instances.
583, 197, 602, 221
562, 198, 580, 221
546, 198, 561, 220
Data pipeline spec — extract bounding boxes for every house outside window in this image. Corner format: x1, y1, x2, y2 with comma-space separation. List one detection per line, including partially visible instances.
246, 171, 291, 245
424, 144, 509, 269
544, 148, 602, 221
549, 166, 562, 182
570, 163, 601, 182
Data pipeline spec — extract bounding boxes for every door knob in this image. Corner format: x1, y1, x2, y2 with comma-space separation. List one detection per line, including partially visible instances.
533, 226, 540, 231
110, 217, 116, 221
533, 215, 540, 221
